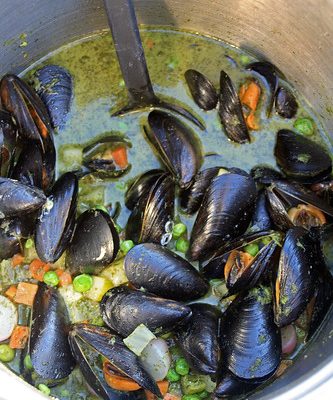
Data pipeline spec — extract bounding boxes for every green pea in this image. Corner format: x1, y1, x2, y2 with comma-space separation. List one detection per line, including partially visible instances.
175, 357, 190, 376
115, 223, 123, 233
0, 344, 15, 362
167, 368, 181, 382
38, 384, 51, 396
43, 271, 60, 287
24, 354, 33, 370
176, 238, 190, 253
120, 240, 135, 255
73, 274, 93, 293
182, 395, 201, 400
172, 223, 187, 239
25, 238, 34, 249
240, 54, 252, 66
244, 243, 259, 257
294, 118, 314, 136
95, 204, 109, 214
181, 375, 207, 394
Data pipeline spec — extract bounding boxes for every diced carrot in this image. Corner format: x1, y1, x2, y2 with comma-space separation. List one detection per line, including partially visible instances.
246, 112, 259, 130
15, 282, 38, 306
104, 365, 141, 391
239, 81, 261, 112
5, 285, 17, 301
111, 146, 128, 169
29, 259, 50, 281
164, 394, 181, 400
145, 381, 169, 400
9, 326, 30, 349
11, 254, 25, 268
57, 270, 72, 287
146, 38, 154, 50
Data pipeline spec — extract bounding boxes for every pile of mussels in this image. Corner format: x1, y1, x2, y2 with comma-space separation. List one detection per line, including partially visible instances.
1, 60, 333, 400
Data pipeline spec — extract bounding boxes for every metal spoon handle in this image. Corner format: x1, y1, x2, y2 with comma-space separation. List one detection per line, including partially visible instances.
103, 0, 155, 105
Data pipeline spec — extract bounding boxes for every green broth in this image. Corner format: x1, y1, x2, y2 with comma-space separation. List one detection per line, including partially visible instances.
2, 26, 331, 399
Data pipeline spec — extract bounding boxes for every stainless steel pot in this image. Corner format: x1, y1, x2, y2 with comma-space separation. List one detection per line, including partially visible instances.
0, 0, 332, 399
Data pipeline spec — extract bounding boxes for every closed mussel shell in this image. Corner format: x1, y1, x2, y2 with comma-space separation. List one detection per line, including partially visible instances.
176, 303, 221, 374
251, 190, 273, 232
185, 69, 218, 111
100, 286, 192, 337
35, 172, 78, 263
214, 370, 259, 398
275, 87, 298, 118
274, 227, 319, 327
124, 243, 209, 301
189, 171, 257, 261
274, 129, 332, 183
0, 219, 22, 260
147, 110, 203, 188
30, 283, 76, 380
66, 209, 119, 275
220, 285, 281, 381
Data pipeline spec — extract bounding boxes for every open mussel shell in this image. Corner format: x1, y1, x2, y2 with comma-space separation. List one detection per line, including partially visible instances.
246, 61, 279, 116
214, 370, 259, 398
274, 227, 319, 327
176, 303, 221, 374
0, 177, 46, 218
274, 87, 298, 118
147, 110, 203, 189
250, 164, 284, 185
33, 64, 73, 131
125, 169, 164, 211
189, 171, 257, 261
0, 74, 56, 190
125, 173, 175, 244
250, 190, 273, 232
11, 142, 44, 188
30, 283, 76, 381
219, 70, 250, 144
220, 285, 281, 381
69, 323, 161, 399
101, 286, 192, 337
66, 209, 119, 275
0, 110, 18, 177
185, 69, 218, 111
124, 243, 209, 301
266, 180, 333, 231
274, 129, 332, 183
35, 172, 78, 263
180, 166, 222, 214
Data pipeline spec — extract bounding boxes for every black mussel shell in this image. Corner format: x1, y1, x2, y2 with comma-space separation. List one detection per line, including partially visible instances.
189, 171, 257, 261
124, 243, 209, 301
311, 180, 333, 207
219, 71, 250, 144
147, 110, 203, 188
35, 172, 78, 263
180, 167, 222, 214
0, 219, 22, 260
266, 180, 333, 231
275, 129, 332, 183
0, 74, 56, 190
176, 303, 221, 374
0, 177, 46, 218
274, 227, 319, 327
275, 87, 298, 118
66, 209, 119, 275
125, 169, 164, 211
126, 173, 175, 244
30, 283, 76, 380
201, 252, 230, 279
246, 61, 279, 116
0, 110, 18, 177
185, 69, 218, 111
250, 164, 284, 185
11, 142, 44, 188
220, 286, 281, 380
33, 65, 73, 130
251, 190, 273, 232
83, 134, 132, 178
101, 286, 192, 337
214, 370, 259, 398
69, 324, 161, 399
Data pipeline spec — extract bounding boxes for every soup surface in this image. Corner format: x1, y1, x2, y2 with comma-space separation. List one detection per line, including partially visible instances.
0, 27, 332, 400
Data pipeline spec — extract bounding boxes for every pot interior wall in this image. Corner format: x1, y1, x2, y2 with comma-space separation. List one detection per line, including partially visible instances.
0, 0, 333, 398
